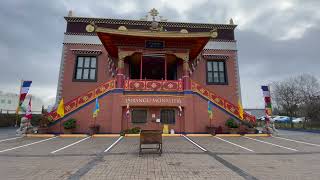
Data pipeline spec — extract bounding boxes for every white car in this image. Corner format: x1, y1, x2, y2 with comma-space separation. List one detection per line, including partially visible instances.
292, 117, 305, 123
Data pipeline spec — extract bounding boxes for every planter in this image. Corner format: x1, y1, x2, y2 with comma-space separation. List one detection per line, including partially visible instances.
229, 128, 239, 134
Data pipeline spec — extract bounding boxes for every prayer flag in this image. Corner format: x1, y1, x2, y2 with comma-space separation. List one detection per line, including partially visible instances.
57, 98, 65, 118
93, 98, 100, 118
16, 80, 32, 113
207, 101, 213, 120
238, 99, 244, 120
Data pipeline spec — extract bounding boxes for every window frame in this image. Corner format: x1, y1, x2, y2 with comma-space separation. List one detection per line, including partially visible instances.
206, 60, 228, 85
131, 108, 148, 124
160, 109, 176, 124
73, 55, 98, 82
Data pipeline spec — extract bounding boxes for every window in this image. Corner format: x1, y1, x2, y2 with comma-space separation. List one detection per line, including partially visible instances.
7, 100, 11, 104
131, 109, 147, 123
74, 56, 97, 81
207, 61, 227, 84
160, 109, 175, 124
0, 99, 4, 104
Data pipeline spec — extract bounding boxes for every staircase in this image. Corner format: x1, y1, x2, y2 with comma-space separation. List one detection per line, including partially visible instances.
191, 80, 256, 123
47, 79, 116, 121
47, 79, 255, 124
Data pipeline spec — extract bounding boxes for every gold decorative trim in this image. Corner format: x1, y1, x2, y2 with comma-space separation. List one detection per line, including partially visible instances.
95, 27, 217, 38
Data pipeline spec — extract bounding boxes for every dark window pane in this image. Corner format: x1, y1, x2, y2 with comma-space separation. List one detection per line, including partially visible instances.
213, 72, 219, 82
207, 62, 212, 71
219, 72, 225, 83
83, 69, 89, 79
91, 58, 96, 68
213, 62, 218, 71
132, 110, 147, 123
208, 72, 213, 82
76, 69, 82, 79
219, 62, 224, 71
161, 109, 175, 124
77, 57, 84, 67
84, 57, 90, 67
90, 69, 96, 80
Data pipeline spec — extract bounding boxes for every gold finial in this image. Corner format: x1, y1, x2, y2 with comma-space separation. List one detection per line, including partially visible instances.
229, 18, 234, 25
149, 8, 159, 21
68, 10, 73, 17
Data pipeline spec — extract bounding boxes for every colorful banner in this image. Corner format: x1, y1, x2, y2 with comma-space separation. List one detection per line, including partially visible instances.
238, 99, 244, 120
261, 86, 272, 116
93, 98, 100, 118
16, 80, 32, 113
207, 101, 213, 120
57, 98, 65, 118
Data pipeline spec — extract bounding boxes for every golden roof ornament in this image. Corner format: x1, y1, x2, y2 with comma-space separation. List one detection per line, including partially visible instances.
229, 18, 234, 25
140, 8, 167, 31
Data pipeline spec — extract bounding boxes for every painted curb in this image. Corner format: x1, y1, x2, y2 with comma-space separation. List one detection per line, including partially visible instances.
92, 134, 120, 137
215, 134, 242, 137
125, 134, 140, 137
243, 134, 271, 137
162, 134, 181, 137
26, 134, 56, 138
186, 134, 213, 137
59, 134, 89, 138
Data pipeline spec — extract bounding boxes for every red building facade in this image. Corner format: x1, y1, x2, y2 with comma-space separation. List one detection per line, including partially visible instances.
48, 10, 255, 134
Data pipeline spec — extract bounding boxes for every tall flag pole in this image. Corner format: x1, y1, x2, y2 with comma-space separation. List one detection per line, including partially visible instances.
16, 80, 32, 114
207, 101, 213, 127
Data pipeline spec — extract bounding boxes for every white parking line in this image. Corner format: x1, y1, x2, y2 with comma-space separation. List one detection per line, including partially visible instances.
215, 137, 254, 152
182, 135, 207, 152
274, 136, 320, 147
0, 137, 57, 153
0, 136, 23, 143
50, 136, 91, 154
245, 137, 298, 151
104, 136, 123, 152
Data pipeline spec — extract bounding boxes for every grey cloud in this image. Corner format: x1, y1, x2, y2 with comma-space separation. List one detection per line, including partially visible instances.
0, 0, 319, 108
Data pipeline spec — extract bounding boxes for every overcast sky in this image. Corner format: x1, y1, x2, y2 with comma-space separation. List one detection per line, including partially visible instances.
0, 0, 319, 108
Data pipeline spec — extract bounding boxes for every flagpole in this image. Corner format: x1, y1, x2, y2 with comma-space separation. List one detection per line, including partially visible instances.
26, 95, 31, 135
15, 80, 23, 127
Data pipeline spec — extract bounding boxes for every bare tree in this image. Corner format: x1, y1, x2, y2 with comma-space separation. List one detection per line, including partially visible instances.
272, 74, 320, 128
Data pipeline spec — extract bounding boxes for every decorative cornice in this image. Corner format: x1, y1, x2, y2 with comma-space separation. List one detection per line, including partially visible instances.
70, 49, 102, 55
202, 54, 229, 59
65, 16, 237, 30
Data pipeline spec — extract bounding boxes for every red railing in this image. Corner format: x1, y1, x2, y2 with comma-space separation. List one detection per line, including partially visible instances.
124, 79, 183, 92
191, 80, 256, 123
47, 79, 116, 121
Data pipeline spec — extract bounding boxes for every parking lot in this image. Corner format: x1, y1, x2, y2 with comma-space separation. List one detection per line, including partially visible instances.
0, 130, 320, 180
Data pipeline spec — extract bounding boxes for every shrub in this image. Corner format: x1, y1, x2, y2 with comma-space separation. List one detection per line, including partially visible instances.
63, 118, 76, 129
225, 118, 239, 128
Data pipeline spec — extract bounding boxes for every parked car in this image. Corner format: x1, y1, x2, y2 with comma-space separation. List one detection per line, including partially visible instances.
272, 116, 291, 123
292, 117, 305, 123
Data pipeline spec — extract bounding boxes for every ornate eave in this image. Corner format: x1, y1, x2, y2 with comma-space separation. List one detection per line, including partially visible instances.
89, 24, 217, 60
64, 16, 237, 30
94, 27, 218, 38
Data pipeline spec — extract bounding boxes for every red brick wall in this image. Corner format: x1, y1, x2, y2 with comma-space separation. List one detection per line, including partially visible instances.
191, 50, 239, 105
60, 44, 112, 102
